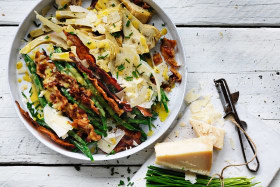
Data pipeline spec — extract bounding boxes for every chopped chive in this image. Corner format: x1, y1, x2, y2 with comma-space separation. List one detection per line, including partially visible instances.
118, 180, 125, 186
111, 3, 115, 7
125, 76, 133, 81
125, 32, 133, 39
132, 71, 138, 78
68, 32, 75, 35
21, 92, 27, 99
135, 69, 141, 76
87, 42, 92, 45
108, 150, 116, 155
126, 20, 131, 27
162, 23, 166, 26
113, 23, 116, 27
117, 64, 125, 71
117, 71, 119, 79
45, 36, 50, 39
97, 54, 108, 60
125, 58, 130, 64
136, 63, 142, 68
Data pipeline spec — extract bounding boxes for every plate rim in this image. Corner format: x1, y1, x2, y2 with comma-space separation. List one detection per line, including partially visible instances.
8, 0, 188, 161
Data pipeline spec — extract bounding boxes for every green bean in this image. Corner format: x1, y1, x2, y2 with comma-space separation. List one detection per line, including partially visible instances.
160, 88, 168, 112
69, 138, 94, 161
127, 118, 149, 125
23, 54, 47, 107
65, 63, 87, 86
68, 130, 87, 146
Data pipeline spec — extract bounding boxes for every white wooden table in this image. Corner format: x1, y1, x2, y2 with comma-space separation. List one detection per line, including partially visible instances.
0, 0, 280, 186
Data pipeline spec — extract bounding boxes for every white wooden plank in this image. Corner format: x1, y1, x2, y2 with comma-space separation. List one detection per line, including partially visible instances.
2, 0, 280, 26
0, 166, 279, 186
179, 28, 280, 73
0, 166, 139, 186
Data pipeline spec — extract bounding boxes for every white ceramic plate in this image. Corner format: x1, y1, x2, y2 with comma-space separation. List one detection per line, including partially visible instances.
8, 0, 187, 161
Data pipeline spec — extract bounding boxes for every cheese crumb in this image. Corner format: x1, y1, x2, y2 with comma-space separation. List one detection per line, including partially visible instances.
185, 88, 200, 104
180, 122, 186, 127
229, 138, 235, 150
185, 171, 197, 184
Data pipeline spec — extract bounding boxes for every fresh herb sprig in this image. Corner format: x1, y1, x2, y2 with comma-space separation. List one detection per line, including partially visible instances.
146, 166, 259, 187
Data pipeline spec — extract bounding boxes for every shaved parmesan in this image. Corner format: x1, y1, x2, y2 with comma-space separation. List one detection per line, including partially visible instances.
35, 11, 63, 33
189, 119, 225, 150
185, 88, 201, 104
43, 105, 73, 139
97, 129, 125, 153
69, 5, 89, 13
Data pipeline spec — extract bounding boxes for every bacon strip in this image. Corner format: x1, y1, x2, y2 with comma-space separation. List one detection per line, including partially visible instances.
160, 38, 182, 83
113, 126, 142, 153
64, 31, 123, 92
137, 106, 153, 117
92, 78, 124, 116
153, 53, 163, 66
16, 101, 75, 148
160, 38, 180, 68
170, 66, 182, 82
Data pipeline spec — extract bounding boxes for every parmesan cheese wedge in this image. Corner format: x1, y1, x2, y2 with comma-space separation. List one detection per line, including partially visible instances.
155, 137, 213, 175
189, 119, 225, 150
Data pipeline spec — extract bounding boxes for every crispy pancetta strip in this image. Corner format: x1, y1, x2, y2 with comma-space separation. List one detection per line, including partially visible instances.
170, 66, 182, 82
92, 78, 124, 116
160, 38, 180, 68
137, 106, 153, 117
16, 101, 75, 148
132, 0, 151, 9
113, 126, 142, 153
153, 53, 163, 66
64, 31, 123, 92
